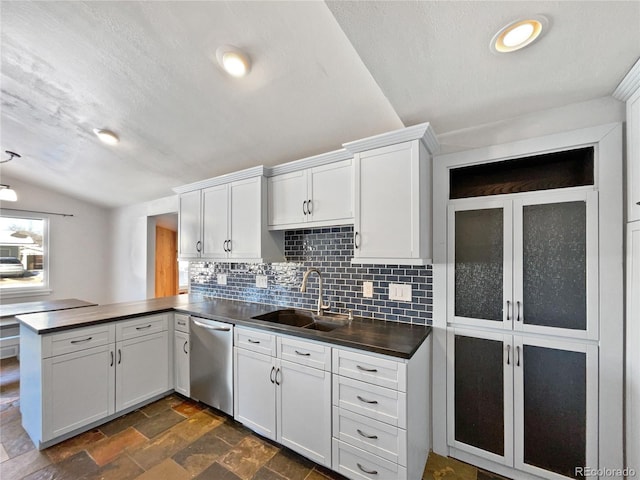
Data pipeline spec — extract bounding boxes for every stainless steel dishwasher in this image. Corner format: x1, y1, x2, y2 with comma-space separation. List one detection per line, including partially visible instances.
189, 316, 233, 415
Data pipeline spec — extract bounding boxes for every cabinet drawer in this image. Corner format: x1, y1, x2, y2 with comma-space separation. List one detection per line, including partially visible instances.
116, 314, 168, 341
235, 327, 276, 356
278, 336, 331, 370
332, 439, 407, 480
174, 313, 189, 333
332, 407, 406, 465
43, 324, 114, 358
333, 349, 406, 392
333, 375, 406, 428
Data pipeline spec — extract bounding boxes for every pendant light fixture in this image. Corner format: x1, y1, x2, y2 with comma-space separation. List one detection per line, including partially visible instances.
0, 151, 21, 202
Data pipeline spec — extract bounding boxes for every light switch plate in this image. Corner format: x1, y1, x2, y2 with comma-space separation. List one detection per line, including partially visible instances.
389, 283, 412, 301
217, 274, 227, 285
256, 275, 268, 288
363, 281, 373, 298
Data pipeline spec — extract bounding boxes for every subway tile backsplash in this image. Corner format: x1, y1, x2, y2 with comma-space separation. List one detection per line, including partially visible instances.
189, 225, 432, 325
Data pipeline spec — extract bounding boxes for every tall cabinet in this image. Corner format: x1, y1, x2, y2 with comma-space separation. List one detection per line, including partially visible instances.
433, 128, 624, 480
614, 57, 640, 474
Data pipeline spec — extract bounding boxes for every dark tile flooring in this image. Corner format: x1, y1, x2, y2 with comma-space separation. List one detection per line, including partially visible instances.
1, 357, 509, 480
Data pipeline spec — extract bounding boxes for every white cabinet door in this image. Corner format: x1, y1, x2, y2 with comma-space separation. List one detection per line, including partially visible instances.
115, 331, 170, 412
178, 190, 202, 258
627, 221, 640, 475
277, 359, 332, 467
513, 336, 597, 480
229, 177, 261, 260
202, 184, 229, 259
628, 90, 640, 222
354, 140, 428, 264
268, 170, 307, 227
174, 330, 190, 397
309, 159, 353, 225
233, 346, 276, 440
43, 344, 115, 441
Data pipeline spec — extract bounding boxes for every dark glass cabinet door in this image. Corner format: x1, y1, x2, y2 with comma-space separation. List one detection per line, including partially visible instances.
450, 331, 512, 464
514, 338, 597, 479
450, 202, 511, 327
513, 191, 598, 339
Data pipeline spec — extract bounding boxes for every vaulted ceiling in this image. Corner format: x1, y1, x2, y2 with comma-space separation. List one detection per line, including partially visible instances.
1, 1, 638, 208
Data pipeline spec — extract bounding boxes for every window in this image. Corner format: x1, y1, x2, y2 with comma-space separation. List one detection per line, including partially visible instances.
0, 213, 49, 295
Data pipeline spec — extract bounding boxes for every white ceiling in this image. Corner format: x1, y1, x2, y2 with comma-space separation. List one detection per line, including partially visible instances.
1, 1, 638, 208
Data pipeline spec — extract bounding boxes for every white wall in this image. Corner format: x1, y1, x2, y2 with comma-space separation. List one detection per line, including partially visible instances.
108, 194, 178, 302
0, 175, 111, 305
437, 96, 625, 153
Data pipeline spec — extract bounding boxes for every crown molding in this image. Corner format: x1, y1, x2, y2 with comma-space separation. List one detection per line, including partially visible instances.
343, 122, 440, 155
268, 148, 352, 176
613, 57, 640, 101
173, 165, 267, 194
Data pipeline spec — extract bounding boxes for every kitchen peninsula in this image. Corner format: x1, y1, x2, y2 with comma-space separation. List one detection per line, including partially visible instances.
17, 294, 432, 480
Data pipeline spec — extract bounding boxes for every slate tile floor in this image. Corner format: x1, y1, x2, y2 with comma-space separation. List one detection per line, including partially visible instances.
1, 357, 508, 480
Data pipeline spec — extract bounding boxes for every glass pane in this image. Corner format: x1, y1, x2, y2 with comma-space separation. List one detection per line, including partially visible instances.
455, 335, 504, 455
455, 209, 504, 321
523, 345, 586, 478
522, 201, 586, 330
0, 216, 46, 290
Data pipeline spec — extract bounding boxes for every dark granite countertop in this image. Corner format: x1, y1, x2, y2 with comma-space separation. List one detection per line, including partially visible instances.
17, 295, 431, 359
16, 294, 206, 333
176, 298, 431, 359
1, 298, 98, 319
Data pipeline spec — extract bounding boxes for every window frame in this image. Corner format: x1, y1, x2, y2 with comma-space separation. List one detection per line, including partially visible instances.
0, 210, 51, 298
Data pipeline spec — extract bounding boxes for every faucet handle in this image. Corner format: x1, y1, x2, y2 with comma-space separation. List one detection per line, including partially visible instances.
347, 309, 353, 320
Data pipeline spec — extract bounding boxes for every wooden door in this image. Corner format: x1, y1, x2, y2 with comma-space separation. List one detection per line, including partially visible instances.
155, 226, 177, 298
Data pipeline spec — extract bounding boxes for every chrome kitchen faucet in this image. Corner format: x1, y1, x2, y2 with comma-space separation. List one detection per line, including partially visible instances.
300, 267, 330, 315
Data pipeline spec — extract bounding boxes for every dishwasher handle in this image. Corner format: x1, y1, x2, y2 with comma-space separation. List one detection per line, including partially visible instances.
192, 319, 231, 331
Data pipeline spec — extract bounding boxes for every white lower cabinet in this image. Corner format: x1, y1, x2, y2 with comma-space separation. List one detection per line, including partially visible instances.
234, 345, 277, 438
331, 340, 430, 480
20, 313, 171, 448
43, 344, 115, 441
173, 313, 190, 397
115, 330, 170, 411
233, 328, 332, 467
278, 359, 331, 465
174, 330, 190, 397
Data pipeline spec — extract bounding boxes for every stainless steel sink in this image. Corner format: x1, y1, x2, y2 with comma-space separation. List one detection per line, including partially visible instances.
252, 309, 349, 332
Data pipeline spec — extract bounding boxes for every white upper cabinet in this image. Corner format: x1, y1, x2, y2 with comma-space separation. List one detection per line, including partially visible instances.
344, 123, 439, 266
175, 167, 284, 263
178, 189, 202, 258
268, 150, 354, 230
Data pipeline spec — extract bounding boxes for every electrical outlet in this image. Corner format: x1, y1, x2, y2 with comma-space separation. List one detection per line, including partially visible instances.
389, 283, 412, 301
363, 281, 373, 298
217, 273, 227, 285
256, 275, 268, 288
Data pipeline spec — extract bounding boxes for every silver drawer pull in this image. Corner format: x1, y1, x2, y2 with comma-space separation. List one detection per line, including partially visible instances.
70, 337, 92, 344
357, 429, 378, 439
357, 365, 378, 373
295, 350, 311, 356
135, 324, 152, 330
177, 321, 186, 326
357, 395, 378, 405
357, 463, 378, 475
247, 339, 260, 344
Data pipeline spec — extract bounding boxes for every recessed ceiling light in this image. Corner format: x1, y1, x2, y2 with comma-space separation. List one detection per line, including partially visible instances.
93, 128, 119, 145
491, 16, 548, 53
215, 45, 251, 78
